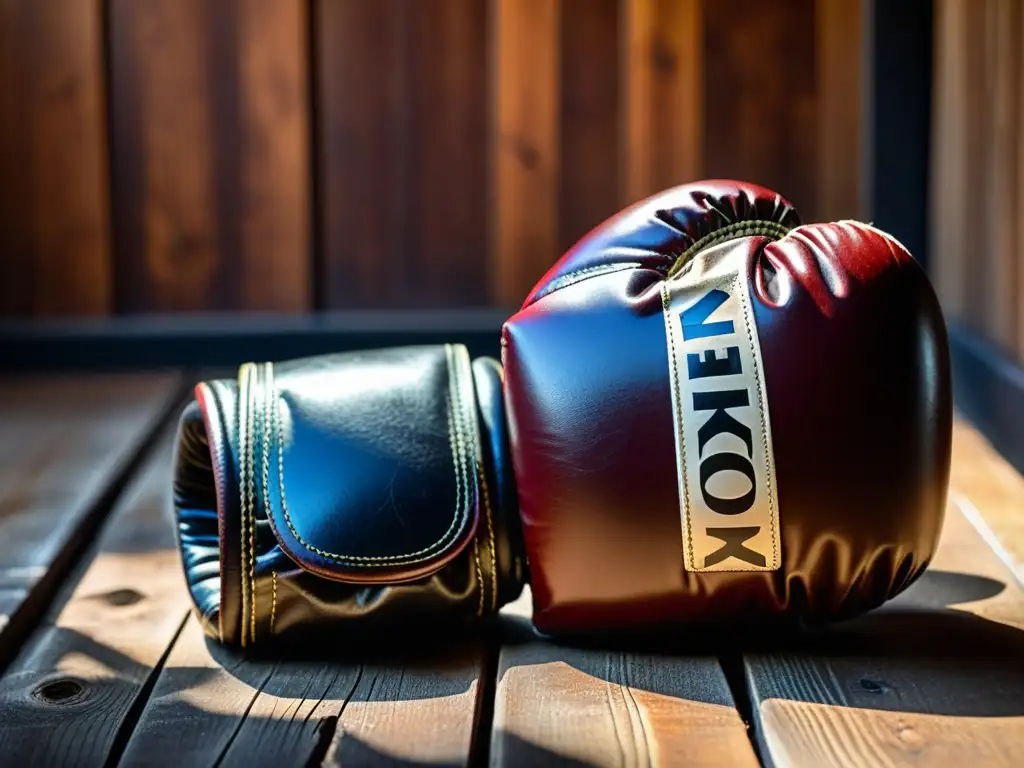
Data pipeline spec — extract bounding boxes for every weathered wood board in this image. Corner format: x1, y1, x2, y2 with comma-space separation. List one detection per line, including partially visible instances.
0, 374, 181, 665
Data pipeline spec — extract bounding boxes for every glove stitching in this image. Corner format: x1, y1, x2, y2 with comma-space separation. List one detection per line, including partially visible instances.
477, 462, 498, 613
666, 220, 792, 279
473, 539, 484, 617
274, 344, 472, 565
270, 571, 277, 634
532, 263, 641, 303
737, 276, 779, 568
249, 363, 262, 643
255, 361, 274, 643
237, 362, 256, 647
661, 285, 695, 569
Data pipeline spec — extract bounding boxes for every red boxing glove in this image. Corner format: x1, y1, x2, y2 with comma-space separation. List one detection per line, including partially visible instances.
502, 180, 952, 635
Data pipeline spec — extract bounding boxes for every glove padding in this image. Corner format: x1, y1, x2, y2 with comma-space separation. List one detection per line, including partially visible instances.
173, 344, 525, 648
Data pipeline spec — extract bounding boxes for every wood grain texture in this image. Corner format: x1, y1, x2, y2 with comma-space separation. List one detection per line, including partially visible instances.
621, 0, 702, 208
0, 374, 181, 665
120, 617, 487, 766
319, 0, 488, 309
746, 500, 1024, 767
702, 0, 817, 219
559, 0, 620, 254
0, 0, 111, 316
1019, 0, 1024, 364
492, 641, 759, 766
0, 430, 191, 767
492, 0, 560, 308
949, 416, 1024, 588
980, 0, 1020, 353
930, 0, 991, 329
108, 0, 309, 312
816, 0, 863, 222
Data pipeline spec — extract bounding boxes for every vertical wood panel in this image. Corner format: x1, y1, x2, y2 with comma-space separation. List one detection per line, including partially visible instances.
319, 0, 488, 308
239, 0, 311, 311
108, 0, 309, 312
492, 0, 560, 308
960, 4, 994, 335
930, 0, 1012, 343
1018, 4, 1024, 363
930, 0, 973, 322
559, 0, 619, 254
621, 0, 702, 208
407, 0, 489, 307
981, 0, 1020, 353
317, 0, 403, 308
0, 0, 110, 316
816, 0, 863, 223
702, 0, 817, 219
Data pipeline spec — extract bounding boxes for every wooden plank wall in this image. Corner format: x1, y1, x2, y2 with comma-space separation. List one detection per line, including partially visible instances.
931, 0, 1024, 363
0, 0, 864, 317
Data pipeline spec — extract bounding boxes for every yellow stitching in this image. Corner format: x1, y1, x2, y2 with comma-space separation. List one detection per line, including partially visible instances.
472, 539, 484, 617
250, 364, 261, 643
666, 220, 792, 279
737, 276, 778, 567
237, 363, 255, 647
274, 344, 471, 564
256, 362, 274, 640
477, 462, 498, 613
270, 571, 277, 634
662, 286, 694, 570
237, 366, 246, 647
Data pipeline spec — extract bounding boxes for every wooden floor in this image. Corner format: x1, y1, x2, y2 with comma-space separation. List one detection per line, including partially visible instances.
0, 372, 1023, 767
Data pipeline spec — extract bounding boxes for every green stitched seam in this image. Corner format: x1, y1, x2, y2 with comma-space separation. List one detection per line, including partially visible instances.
666, 220, 792, 279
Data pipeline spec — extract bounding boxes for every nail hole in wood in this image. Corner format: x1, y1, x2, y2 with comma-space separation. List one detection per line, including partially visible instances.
34, 679, 86, 705
860, 678, 886, 694
105, 588, 143, 606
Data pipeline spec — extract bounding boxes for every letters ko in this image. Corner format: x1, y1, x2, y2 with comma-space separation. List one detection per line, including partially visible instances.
681, 287, 766, 569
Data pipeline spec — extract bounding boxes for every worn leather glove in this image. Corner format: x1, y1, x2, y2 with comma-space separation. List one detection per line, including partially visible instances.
173, 344, 526, 648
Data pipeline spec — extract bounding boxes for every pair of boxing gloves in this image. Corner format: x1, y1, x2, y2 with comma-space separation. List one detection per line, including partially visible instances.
173, 180, 952, 648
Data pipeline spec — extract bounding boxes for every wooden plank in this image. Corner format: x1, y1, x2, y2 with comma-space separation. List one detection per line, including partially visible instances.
404, 0, 489, 308
319, 0, 488, 309
559, 0, 620, 254
108, 0, 309, 312
1018, 2, 1024, 365
236, 0, 311, 311
119, 616, 488, 766
0, 429, 191, 766
981, 0, 1020, 354
816, 0, 864, 222
702, 0, 818, 218
492, 0, 560, 308
0, 0, 111, 316
316, 0, 404, 308
960, 2, 995, 337
745, 500, 1024, 767
491, 590, 759, 767
949, 415, 1024, 589
621, 0, 702, 208
0, 373, 181, 664
929, 0, 972, 322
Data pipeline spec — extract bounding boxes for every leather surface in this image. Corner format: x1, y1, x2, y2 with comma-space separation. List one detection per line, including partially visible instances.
524, 179, 801, 307
173, 344, 524, 648
502, 180, 952, 635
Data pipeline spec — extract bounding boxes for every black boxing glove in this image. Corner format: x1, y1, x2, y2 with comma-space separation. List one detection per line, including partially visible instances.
173, 344, 526, 648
